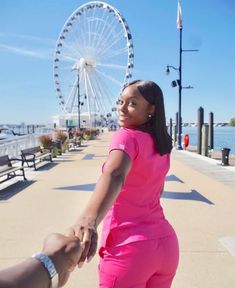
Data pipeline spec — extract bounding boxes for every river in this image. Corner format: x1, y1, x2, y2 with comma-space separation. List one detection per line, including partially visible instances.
182, 126, 235, 155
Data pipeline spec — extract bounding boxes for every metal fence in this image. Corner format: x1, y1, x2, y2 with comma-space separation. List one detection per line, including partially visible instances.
0, 135, 39, 158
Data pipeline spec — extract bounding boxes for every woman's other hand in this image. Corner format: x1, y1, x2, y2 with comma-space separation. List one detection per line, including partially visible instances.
65, 217, 98, 267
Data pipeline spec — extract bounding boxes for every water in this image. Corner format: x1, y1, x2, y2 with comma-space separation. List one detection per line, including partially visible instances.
2, 124, 235, 155
0, 125, 54, 136
182, 126, 235, 155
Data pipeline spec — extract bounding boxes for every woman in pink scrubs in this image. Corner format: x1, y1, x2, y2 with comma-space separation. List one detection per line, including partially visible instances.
67, 80, 179, 287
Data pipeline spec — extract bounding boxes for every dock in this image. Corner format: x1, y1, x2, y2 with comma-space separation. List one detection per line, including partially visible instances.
0, 131, 235, 287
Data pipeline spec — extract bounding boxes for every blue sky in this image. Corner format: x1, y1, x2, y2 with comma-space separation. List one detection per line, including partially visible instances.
0, 0, 235, 125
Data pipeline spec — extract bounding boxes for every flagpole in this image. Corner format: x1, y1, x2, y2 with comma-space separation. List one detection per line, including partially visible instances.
176, 0, 183, 149
177, 26, 183, 149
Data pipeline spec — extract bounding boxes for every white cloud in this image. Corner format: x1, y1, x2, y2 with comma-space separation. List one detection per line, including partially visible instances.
0, 44, 53, 59
0, 32, 55, 45
0, 32, 55, 59
0, 44, 42, 58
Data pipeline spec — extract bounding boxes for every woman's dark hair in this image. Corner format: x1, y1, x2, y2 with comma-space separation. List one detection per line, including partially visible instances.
123, 80, 172, 155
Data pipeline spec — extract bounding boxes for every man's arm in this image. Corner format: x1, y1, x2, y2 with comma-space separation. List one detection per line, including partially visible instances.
0, 233, 84, 288
0, 258, 51, 288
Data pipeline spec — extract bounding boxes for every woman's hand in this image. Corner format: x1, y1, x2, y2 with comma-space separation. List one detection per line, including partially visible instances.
65, 217, 98, 267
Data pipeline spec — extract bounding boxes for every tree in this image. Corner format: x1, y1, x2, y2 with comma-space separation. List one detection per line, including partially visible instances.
229, 118, 235, 126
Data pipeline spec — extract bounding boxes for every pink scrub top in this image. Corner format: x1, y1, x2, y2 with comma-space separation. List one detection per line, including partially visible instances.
101, 128, 175, 248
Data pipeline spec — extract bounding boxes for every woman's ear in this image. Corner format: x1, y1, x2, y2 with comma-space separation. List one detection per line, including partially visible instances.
149, 104, 155, 115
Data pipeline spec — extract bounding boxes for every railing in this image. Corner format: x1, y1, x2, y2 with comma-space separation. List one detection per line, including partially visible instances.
0, 135, 39, 158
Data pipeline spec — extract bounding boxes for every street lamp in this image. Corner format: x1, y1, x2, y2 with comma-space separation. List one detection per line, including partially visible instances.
166, 62, 183, 149
166, 1, 198, 150
166, 65, 178, 75
166, 62, 195, 149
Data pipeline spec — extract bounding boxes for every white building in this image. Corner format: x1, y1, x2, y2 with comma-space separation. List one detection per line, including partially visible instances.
52, 112, 116, 129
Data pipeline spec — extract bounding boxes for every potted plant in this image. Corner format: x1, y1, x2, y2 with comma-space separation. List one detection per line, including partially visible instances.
55, 131, 68, 153
39, 134, 53, 149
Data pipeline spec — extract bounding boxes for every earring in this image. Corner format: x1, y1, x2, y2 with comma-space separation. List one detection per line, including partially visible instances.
148, 114, 152, 118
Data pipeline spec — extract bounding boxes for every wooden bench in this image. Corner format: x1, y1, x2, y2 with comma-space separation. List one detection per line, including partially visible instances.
21, 146, 52, 170
0, 155, 26, 183
68, 138, 82, 150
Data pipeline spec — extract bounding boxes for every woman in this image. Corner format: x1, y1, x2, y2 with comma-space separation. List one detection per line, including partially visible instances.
66, 80, 179, 287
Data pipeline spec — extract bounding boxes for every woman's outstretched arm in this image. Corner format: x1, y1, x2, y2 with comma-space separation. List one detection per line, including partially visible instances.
66, 150, 131, 265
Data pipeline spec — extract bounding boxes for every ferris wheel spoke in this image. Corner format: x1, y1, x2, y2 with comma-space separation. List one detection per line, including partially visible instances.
96, 30, 125, 58
96, 62, 126, 70
72, 27, 88, 55
83, 71, 92, 124
99, 46, 129, 62
90, 15, 107, 49
60, 39, 85, 62
92, 75, 113, 112
96, 26, 121, 56
70, 18, 88, 54
95, 68, 123, 86
94, 70, 120, 107
74, 14, 90, 47
93, 14, 117, 51
87, 16, 93, 47
85, 69, 113, 115
91, 7, 113, 48
65, 77, 78, 113
59, 53, 78, 64
93, 75, 112, 113
84, 15, 99, 51
81, 21, 92, 50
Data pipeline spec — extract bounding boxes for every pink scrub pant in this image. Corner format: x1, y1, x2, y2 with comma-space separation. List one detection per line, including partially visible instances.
99, 234, 179, 288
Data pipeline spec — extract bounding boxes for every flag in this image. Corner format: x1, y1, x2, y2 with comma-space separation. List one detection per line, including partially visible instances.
177, 0, 182, 29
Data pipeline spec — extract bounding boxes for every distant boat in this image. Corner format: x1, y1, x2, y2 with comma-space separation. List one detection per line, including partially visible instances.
0, 128, 18, 140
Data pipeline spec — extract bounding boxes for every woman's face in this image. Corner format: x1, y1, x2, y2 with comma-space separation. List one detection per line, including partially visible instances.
118, 84, 155, 129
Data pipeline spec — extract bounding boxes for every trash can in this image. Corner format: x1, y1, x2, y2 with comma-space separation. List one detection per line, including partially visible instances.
221, 148, 230, 166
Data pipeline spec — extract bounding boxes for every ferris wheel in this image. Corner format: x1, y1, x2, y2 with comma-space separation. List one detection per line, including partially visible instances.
53, 1, 134, 128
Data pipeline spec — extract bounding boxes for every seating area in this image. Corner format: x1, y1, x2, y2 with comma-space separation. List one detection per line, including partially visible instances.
21, 146, 52, 170
0, 129, 101, 188
68, 138, 82, 150
0, 155, 26, 183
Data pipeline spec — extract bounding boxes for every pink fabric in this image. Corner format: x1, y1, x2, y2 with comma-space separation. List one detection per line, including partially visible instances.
99, 234, 179, 288
101, 128, 175, 248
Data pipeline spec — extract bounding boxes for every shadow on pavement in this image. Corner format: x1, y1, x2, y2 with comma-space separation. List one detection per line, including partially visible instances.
166, 174, 184, 183
0, 180, 36, 200
53, 159, 74, 163
35, 162, 58, 171
162, 189, 214, 205
82, 154, 95, 160
55, 183, 96, 191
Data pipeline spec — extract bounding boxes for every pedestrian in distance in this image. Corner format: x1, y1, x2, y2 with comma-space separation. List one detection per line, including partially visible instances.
66, 80, 179, 287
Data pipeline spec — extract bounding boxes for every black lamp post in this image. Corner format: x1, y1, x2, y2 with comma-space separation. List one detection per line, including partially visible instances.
77, 72, 81, 130
166, 1, 198, 150
166, 27, 183, 150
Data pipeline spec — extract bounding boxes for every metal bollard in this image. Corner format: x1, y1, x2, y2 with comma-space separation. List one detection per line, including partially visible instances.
201, 124, 209, 156
221, 148, 230, 166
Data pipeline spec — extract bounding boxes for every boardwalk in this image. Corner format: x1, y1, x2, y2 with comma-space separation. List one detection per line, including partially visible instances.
0, 132, 235, 287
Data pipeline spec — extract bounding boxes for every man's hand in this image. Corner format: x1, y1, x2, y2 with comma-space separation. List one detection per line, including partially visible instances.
42, 233, 85, 287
